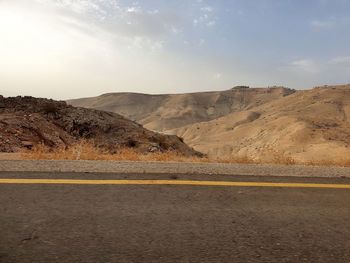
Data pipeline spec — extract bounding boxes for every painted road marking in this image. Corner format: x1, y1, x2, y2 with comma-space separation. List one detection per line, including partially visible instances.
0, 179, 350, 189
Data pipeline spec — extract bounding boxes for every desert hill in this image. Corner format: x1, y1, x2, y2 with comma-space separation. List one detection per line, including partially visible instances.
69, 87, 294, 131
173, 85, 350, 162
69, 85, 350, 163
0, 96, 199, 156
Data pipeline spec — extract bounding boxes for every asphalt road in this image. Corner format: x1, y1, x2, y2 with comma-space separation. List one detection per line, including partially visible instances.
0, 172, 350, 263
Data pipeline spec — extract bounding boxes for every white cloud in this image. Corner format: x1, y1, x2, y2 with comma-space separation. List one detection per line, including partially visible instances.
33, 0, 183, 43
310, 20, 334, 31
129, 37, 164, 51
206, 20, 216, 27
36, 0, 117, 18
193, 3, 216, 27
126, 7, 142, 14
330, 56, 350, 65
280, 56, 350, 87
289, 59, 320, 73
310, 16, 350, 32
214, 73, 223, 79
201, 6, 213, 12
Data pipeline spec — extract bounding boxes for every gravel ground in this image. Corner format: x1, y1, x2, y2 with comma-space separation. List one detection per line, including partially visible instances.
0, 160, 350, 178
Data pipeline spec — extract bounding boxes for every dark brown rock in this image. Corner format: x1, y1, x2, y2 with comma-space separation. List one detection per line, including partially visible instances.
0, 96, 201, 156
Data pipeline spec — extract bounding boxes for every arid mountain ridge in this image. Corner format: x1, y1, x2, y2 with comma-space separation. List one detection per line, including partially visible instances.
69, 86, 295, 131
69, 85, 350, 162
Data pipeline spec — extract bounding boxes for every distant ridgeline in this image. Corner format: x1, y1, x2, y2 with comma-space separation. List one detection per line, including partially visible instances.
232, 85, 289, 90
232, 86, 250, 89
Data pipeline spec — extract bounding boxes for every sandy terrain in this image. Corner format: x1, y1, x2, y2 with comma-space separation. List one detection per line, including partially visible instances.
69, 86, 294, 131
69, 85, 350, 163
173, 85, 350, 162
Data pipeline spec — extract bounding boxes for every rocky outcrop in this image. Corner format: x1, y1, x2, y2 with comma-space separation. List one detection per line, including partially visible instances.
0, 96, 200, 156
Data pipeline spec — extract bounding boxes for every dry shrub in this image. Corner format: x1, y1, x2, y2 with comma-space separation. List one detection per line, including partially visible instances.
269, 151, 296, 165
20, 141, 350, 167
20, 141, 205, 162
19, 142, 295, 164
214, 156, 256, 164
22, 141, 104, 161
212, 150, 296, 166
305, 159, 350, 167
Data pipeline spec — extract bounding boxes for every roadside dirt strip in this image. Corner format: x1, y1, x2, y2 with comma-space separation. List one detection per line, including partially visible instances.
1, 160, 350, 178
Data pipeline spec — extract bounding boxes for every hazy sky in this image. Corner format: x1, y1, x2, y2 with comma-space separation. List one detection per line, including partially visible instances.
1, 0, 350, 99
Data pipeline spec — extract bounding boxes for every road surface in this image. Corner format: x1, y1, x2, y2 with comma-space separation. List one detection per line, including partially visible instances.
0, 171, 350, 262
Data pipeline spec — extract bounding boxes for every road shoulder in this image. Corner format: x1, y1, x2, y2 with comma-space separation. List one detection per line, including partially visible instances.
0, 160, 350, 178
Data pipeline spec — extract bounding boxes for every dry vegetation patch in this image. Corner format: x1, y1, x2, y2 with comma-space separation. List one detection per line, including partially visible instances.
19, 141, 350, 167
20, 141, 204, 162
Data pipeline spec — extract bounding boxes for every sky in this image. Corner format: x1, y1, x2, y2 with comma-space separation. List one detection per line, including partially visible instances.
0, 0, 350, 99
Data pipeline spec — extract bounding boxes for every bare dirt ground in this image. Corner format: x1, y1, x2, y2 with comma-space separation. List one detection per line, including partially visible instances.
0, 153, 22, 160
1, 159, 350, 178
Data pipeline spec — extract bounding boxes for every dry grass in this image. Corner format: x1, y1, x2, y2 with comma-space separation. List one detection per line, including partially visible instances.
214, 155, 256, 164
20, 141, 205, 163
20, 141, 350, 167
305, 159, 350, 167
267, 150, 296, 165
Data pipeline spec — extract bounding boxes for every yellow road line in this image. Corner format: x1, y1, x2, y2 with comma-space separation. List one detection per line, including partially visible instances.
0, 179, 349, 189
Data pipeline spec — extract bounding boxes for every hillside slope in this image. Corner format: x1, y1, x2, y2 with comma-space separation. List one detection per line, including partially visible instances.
0, 96, 199, 156
172, 85, 350, 162
69, 85, 350, 163
69, 87, 295, 131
